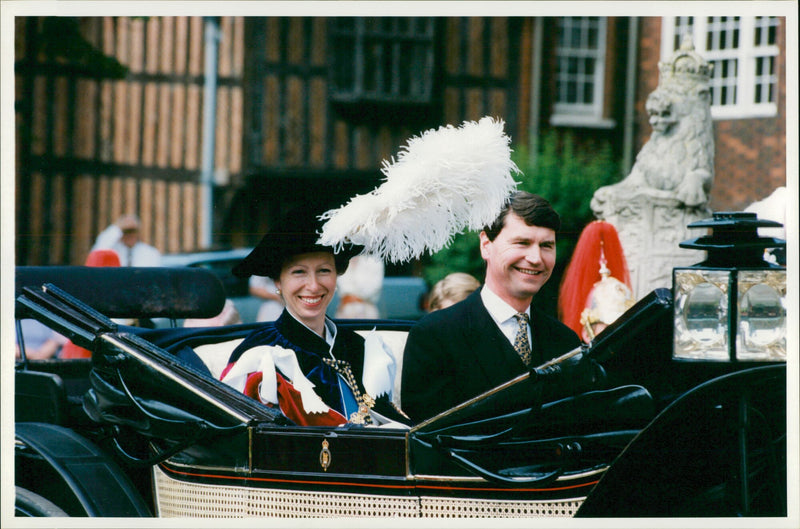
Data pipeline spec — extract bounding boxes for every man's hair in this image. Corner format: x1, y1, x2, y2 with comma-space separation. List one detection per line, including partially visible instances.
483, 191, 561, 241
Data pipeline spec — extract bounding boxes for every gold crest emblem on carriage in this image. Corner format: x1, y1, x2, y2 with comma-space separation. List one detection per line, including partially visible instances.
319, 439, 331, 471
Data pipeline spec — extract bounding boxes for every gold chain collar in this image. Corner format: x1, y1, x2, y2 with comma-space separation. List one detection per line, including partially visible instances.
322, 358, 375, 425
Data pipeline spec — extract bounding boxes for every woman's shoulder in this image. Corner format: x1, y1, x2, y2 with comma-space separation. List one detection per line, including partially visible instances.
234, 321, 282, 348
334, 324, 366, 346
414, 291, 480, 330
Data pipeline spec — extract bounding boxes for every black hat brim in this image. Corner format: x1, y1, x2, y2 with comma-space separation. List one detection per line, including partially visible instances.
232, 206, 362, 279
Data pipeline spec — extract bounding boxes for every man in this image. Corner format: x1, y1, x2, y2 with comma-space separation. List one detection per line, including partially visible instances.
401, 192, 600, 423
92, 214, 161, 267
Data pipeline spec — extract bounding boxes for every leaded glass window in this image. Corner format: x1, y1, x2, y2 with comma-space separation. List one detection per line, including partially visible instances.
551, 17, 612, 127
329, 17, 435, 105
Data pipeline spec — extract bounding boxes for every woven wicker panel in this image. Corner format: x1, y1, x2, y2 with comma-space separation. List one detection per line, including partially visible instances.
154, 466, 419, 517
154, 466, 584, 518
419, 495, 582, 517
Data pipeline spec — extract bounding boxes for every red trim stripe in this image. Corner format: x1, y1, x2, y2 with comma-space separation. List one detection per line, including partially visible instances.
161, 464, 414, 490
159, 463, 598, 493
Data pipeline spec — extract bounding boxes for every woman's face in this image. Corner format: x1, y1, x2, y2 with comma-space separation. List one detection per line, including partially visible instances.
275, 251, 338, 335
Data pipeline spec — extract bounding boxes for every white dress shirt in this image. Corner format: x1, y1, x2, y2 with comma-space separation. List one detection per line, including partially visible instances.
480, 285, 532, 347
92, 225, 161, 266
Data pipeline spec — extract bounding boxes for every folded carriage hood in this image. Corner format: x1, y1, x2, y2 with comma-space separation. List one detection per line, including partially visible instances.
15, 266, 227, 320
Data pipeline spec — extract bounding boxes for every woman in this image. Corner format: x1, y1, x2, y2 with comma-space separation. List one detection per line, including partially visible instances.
219, 207, 408, 428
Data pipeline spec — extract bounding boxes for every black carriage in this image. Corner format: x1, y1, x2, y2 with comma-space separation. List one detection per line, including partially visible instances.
13, 213, 788, 518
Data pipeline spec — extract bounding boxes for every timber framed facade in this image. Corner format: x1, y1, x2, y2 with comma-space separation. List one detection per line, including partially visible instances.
14, 16, 527, 266
13, 14, 789, 266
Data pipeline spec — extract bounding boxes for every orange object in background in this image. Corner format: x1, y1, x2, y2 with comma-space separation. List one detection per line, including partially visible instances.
84, 249, 121, 267
60, 249, 121, 359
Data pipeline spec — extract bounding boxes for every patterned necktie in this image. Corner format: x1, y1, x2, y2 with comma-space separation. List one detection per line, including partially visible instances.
513, 312, 532, 368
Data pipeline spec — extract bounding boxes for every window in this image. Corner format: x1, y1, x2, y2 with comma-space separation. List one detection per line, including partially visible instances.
662, 16, 780, 119
551, 17, 614, 128
329, 17, 435, 105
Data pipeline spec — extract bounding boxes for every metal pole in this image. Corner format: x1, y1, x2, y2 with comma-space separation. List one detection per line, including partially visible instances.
622, 17, 639, 176
529, 17, 544, 165
200, 17, 220, 248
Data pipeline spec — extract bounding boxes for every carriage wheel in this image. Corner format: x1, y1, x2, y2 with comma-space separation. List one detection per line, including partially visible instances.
14, 487, 69, 517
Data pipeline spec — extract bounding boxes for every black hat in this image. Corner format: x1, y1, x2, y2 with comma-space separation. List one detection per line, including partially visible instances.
233, 205, 361, 280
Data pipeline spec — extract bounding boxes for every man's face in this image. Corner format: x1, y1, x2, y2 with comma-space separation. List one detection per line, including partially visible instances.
121, 229, 140, 248
479, 212, 556, 310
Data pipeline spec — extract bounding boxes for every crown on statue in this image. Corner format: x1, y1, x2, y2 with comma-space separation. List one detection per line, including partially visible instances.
658, 34, 714, 91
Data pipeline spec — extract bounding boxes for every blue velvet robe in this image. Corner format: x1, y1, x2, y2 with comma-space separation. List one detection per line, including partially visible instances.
223, 310, 366, 417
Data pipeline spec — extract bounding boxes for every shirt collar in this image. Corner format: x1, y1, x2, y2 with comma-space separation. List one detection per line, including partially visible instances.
480, 285, 530, 324
323, 318, 337, 348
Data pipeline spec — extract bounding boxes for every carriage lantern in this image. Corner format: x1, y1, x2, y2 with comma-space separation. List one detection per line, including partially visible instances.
673, 211, 787, 362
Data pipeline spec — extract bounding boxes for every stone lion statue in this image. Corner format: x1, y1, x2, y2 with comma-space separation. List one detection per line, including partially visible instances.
590, 36, 715, 299
592, 45, 714, 211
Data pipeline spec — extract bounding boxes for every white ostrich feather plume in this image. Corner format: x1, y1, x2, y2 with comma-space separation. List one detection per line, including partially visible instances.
318, 116, 520, 263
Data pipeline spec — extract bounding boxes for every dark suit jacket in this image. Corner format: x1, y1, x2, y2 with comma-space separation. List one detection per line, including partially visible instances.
400, 289, 581, 423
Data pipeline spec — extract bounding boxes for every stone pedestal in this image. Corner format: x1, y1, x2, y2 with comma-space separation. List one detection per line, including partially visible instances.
592, 189, 709, 299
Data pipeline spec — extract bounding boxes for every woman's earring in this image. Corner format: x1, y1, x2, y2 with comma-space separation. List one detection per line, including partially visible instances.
276, 289, 281, 295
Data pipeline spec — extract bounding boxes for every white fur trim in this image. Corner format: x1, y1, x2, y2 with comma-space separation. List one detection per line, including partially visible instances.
220, 345, 331, 414
361, 329, 396, 400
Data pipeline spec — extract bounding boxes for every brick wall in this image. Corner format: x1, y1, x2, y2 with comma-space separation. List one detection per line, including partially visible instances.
712, 118, 786, 212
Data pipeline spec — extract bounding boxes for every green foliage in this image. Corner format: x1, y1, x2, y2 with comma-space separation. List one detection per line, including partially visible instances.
516, 130, 621, 240
422, 231, 483, 287
421, 130, 621, 311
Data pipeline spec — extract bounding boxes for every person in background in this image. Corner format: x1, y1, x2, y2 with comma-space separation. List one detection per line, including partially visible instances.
92, 214, 161, 267
401, 192, 605, 423
427, 272, 481, 312
577, 257, 635, 343
249, 275, 285, 322
558, 220, 633, 342
60, 249, 123, 359
335, 255, 384, 319
15, 319, 66, 361
183, 299, 243, 328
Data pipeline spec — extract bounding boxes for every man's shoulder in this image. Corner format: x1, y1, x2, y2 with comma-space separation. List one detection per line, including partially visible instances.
337, 325, 366, 346
531, 304, 580, 343
135, 242, 162, 265
531, 304, 563, 324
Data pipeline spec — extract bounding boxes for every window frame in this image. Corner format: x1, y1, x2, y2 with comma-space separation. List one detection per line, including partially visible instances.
550, 17, 615, 129
661, 16, 780, 120
328, 17, 435, 106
